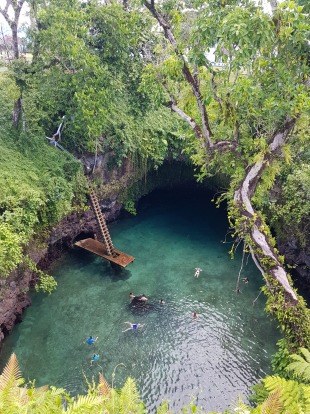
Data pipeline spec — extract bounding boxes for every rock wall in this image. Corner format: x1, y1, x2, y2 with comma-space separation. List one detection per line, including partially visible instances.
0, 151, 127, 346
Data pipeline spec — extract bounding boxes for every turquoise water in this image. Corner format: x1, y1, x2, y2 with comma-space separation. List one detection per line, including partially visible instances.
0, 188, 280, 412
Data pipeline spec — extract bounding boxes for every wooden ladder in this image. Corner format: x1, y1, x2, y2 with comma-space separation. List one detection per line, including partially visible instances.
88, 183, 115, 257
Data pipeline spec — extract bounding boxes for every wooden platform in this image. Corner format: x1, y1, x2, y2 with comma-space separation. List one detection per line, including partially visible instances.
74, 238, 135, 268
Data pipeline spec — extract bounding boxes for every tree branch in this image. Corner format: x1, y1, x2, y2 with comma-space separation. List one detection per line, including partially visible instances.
211, 72, 223, 111
213, 140, 238, 152
233, 117, 298, 303
144, 0, 213, 149
167, 100, 204, 139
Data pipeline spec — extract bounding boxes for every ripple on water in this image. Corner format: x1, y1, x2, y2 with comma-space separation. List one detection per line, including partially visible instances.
0, 189, 279, 413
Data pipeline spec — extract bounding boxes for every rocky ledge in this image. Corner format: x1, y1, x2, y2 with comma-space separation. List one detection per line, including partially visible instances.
0, 196, 121, 345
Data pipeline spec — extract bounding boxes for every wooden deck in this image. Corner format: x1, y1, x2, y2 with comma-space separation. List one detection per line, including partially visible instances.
74, 238, 135, 268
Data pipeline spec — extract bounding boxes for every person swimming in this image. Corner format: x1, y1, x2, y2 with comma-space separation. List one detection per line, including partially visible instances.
90, 353, 99, 365
122, 322, 144, 332
86, 336, 98, 345
194, 268, 202, 278
129, 292, 135, 300
131, 294, 148, 304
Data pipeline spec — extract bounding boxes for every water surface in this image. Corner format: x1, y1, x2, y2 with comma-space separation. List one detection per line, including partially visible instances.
0, 188, 280, 412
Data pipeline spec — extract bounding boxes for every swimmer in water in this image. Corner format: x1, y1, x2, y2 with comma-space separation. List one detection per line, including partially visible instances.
90, 353, 99, 365
159, 299, 165, 305
129, 292, 135, 300
194, 268, 202, 278
86, 336, 98, 345
122, 322, 144, 332
193, 312, 198, 319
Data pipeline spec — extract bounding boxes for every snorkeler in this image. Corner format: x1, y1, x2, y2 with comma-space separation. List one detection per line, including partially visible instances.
122, 322, 144, 332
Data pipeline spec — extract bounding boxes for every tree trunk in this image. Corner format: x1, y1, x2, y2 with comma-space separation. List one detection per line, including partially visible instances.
10, 21, 19, 59
13, 97, 22, 128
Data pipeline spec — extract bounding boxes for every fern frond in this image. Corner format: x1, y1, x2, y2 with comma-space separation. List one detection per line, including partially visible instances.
0, 353, 23, 391
287, 349, 310, 383
119, 377, 146, 414
22, 385, 64, 413
260, 388, 282, 414
263, 375, 304, 413
98, 372, 111, 396
0, 353, 26, 410
66, 394, 104, 413
300, 348, 310, 364
156, 400, 171, 414
263, 376, 286, 393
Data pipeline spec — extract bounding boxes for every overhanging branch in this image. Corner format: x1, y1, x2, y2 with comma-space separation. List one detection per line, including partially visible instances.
144, 0, 213, 149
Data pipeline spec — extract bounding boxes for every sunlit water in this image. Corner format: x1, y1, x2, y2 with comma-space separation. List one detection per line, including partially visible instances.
0, 188, 280, 412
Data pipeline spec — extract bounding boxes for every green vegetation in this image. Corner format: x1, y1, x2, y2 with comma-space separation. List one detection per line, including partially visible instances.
2, 348, 310, 413
138, 0, 310, 351
0, 72, 85, 289
0, 0, 310, 409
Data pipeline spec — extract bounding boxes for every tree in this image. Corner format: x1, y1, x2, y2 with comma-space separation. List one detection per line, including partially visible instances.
141, 0, 310, 349
0, 0, 27, 127
22, 0, 185, 170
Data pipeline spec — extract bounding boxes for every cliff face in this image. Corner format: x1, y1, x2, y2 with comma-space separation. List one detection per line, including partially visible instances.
0, 197, 123, 344
1, 156, 310, 344
0, 152, 126, 345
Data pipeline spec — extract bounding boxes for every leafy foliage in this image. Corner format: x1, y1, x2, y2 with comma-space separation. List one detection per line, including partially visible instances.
3, 350, 310, 413
0, 74, 86, 279
286, 347, 310, 383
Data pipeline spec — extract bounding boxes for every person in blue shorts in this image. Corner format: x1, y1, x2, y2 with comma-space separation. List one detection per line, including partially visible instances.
122, 322, 144, 332
90, 353, 100, 365
86, 335, 98, 345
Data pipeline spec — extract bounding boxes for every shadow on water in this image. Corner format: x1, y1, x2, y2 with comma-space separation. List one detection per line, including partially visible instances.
109, 264, 132, 282
0, 186, 280, 413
